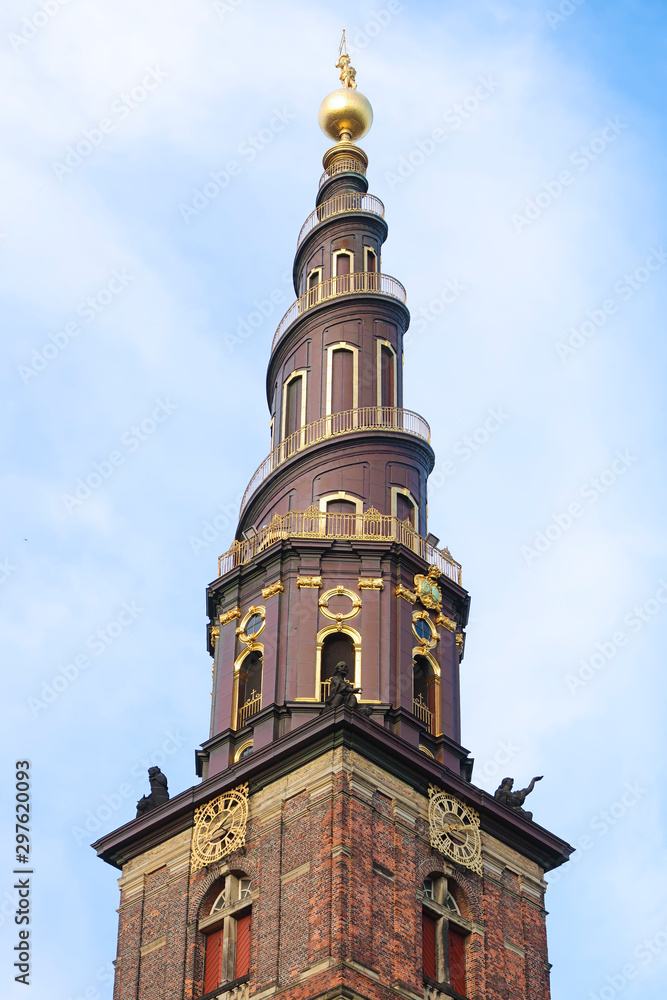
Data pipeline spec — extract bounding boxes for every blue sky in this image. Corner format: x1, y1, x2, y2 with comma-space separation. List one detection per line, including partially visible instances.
1, 0, 666, 997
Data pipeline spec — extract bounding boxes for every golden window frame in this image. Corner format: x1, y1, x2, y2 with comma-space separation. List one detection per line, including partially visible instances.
412, 609, 439, 649
412, 646, 442, 736
376, 338, 398, 408
325, 341, 359, 417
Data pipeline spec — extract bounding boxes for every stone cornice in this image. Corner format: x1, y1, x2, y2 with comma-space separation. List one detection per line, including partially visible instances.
92, 707, 572, 874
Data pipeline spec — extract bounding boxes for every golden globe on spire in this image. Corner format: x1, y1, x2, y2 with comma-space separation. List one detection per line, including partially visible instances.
318, 31, 373, 144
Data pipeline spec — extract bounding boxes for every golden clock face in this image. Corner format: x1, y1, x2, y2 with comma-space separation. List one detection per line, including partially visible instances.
191, 783, 249, 872
428, 786, 482, 874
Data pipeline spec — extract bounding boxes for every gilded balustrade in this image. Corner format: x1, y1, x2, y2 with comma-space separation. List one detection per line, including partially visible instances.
238, 691, 262, 728
318, 156, 367, 189
240, 405, 430, 514
297, 192, 385, 249
272, 270, 406, 351
218, 506, 462, 586
413, 694, 433, 733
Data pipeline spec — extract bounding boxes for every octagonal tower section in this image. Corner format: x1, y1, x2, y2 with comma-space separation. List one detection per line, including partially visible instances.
200, 96, 470, 784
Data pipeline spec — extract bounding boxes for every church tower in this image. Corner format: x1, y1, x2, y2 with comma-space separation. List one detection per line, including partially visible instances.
94, 47, 572, 1000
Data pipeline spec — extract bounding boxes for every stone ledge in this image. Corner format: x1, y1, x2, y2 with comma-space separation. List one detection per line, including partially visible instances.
139, 935, 165, 956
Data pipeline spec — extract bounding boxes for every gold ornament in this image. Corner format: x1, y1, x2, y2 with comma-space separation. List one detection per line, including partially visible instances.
236, 606, 266, 644
261, 581, 284, 598
297, 576, 322, 589
318, 91, 373, 143
455, 633, 465, 658
412, 610, 438, 649
219, 607, 241, 626
428, 786, 482, 875
436, 613, 457, 633
191, 784, 249, 872
318, 32, 372, 143
319, 586, 362, 624
414, 565, 442, 611
395, 583, 417, 604
358, 578, 384, 590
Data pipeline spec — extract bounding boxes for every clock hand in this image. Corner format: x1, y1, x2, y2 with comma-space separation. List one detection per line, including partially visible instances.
207, 811, 235, 843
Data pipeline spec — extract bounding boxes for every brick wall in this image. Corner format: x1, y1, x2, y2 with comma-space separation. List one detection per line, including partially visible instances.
111, 750, 553, 1000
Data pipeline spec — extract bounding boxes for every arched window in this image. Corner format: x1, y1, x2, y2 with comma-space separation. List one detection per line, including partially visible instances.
315, 625, 362, 702
390, 486, 420, 555
284, 376, 302, 438
320, 632, 355, 701
364, 246, 377, 273
421, 874, 468, 995
234, 741, 254, 763
326, 498, 357, 515
412, 654, 439, 735
281, 369, 307, 451
396, 492, 416, 527
201, 873, 254, 993
331, 348, 354, 414
318, 492, 363, 536
236, 650, 262, 729
333, 250, 353, 276
307, 266, 322, 289
306, 267, 323, 306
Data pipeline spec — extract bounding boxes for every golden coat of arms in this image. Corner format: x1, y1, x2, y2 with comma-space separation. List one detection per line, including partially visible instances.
414, 565, 442, 611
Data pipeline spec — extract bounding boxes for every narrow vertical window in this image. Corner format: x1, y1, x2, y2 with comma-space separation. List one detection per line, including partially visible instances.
380, 345, 395, 408
335, 252, 351, 275
237, 651, 262, 729
284, 376, 302, 439
307, 268, 322, 305
199, 874, 253, 995
331, 349, 354, 414
365, 247, 377, 272
396, 492, 415, 527
413, 655, 436, 734
421, 875, 468, 995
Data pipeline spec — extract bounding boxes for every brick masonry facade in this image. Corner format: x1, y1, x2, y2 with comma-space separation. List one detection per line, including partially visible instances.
110, 748, 553, 1000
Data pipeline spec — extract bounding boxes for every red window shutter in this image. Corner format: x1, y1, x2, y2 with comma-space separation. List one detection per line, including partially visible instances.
235, 913, 252, 979
203, 928, 224, 994
422, 911, 436, 980
448, 927, 466, 995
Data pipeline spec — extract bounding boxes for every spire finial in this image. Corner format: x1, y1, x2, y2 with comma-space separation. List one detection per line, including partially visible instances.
318, 32, 373, 143
335, 30, 357, 90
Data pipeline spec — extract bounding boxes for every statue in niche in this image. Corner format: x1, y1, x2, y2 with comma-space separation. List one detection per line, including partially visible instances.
325, 661, 373, 716
136, 766, 170, 818
494, 775, 543, 820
